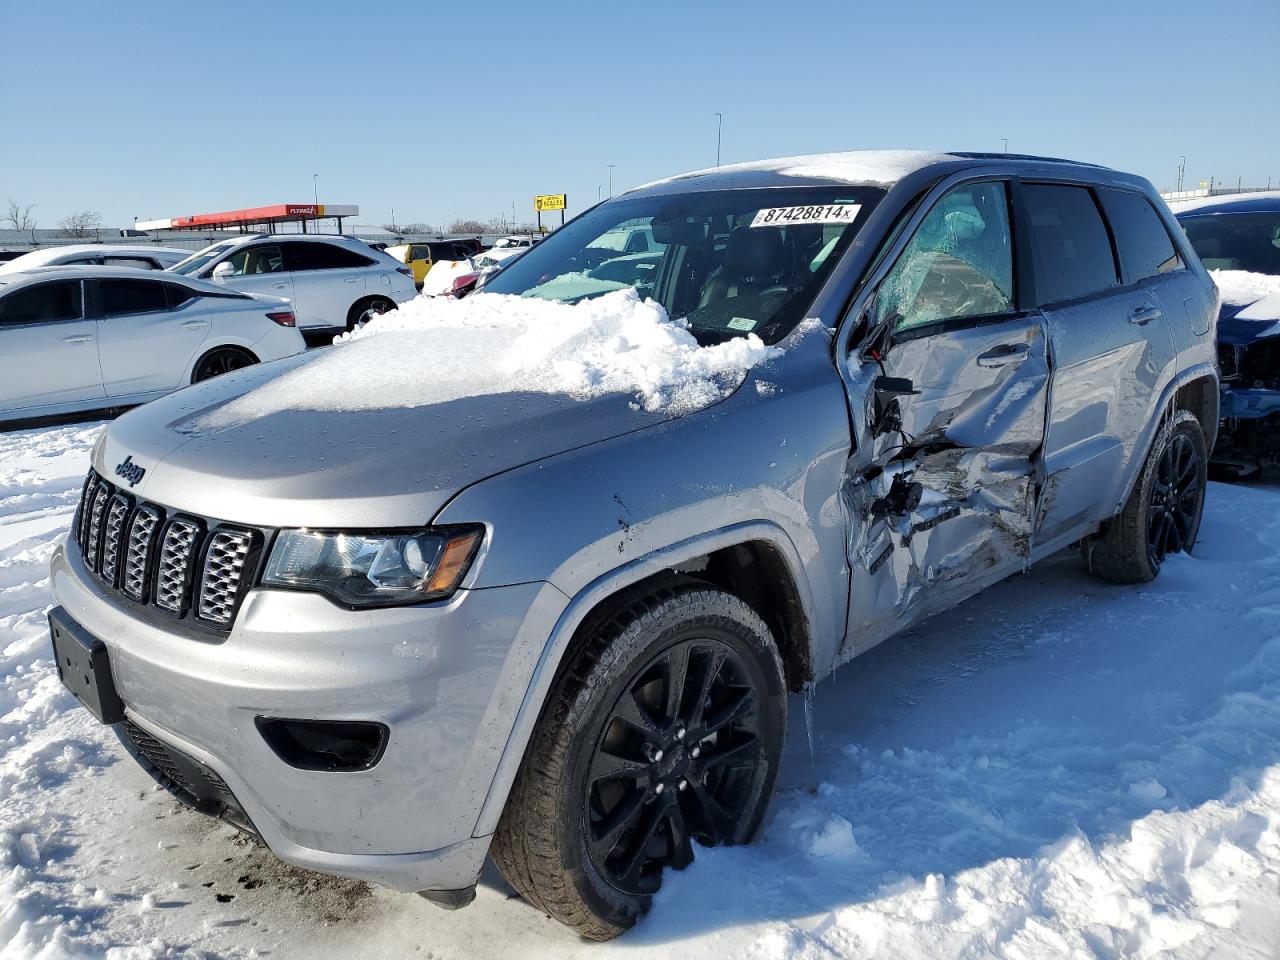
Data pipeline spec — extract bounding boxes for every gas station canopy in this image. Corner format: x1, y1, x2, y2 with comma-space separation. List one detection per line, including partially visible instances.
135, 203, 359, 233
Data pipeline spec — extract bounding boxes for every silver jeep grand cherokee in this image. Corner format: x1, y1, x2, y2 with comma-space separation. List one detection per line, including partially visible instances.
49, 151, 1218, 939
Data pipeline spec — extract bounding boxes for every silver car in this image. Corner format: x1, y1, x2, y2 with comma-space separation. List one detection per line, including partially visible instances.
0, 266, 306, 424
48, 151, 1218, 939
168, 234, 418, 334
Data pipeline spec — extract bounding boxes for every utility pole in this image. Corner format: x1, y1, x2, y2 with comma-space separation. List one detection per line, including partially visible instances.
312, 174, 319, 206
716, 113, 723, 166
607, 164, 615, 198
1002, 138, 1008, 153
1177, 155, 1186, 192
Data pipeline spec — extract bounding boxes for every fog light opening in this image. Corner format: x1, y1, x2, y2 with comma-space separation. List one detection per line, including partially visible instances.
255, 717, 389, 772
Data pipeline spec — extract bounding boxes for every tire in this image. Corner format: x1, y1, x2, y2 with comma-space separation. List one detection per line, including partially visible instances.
191, 346, 257, 383
1088, 409, 1207, 584
345, 296, 395, 331
492, 579, 787, 940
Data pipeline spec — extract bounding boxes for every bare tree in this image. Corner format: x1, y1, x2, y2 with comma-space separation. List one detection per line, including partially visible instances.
447, 219, 491, 235
59, 210, 102, 240
383, 222, 437, 236
4, 198, 37, 232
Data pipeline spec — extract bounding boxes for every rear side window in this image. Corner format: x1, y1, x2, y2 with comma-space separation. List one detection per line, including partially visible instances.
1023, 184, 1118, 305
165, 284, 197, 308
100, 278, 169, 316
409, 245, 432, 261
102, 256, 158, 270
0, 280, 83, 325
285, 242, 376, 271
1098, 188, 1182, 282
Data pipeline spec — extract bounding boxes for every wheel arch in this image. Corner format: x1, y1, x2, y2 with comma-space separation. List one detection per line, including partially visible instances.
471, 521, 816, 838
188, 342, 259, 384
1112, 362, 1218, 513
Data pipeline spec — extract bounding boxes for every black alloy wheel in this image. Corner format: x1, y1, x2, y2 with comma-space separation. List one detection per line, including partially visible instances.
585, 637, 763, 895
192, 348, 254, 383
1146, 429, 1204, 569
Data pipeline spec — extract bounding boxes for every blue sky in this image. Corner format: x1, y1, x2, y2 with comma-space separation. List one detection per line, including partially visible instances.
3, 0, 1277, 229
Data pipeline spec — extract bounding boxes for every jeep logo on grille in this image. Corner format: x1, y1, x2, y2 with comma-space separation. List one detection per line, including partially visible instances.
114, 456, 146, 487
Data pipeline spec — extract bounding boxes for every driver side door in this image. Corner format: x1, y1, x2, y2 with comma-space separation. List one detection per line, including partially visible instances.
841, 179, 1051, 654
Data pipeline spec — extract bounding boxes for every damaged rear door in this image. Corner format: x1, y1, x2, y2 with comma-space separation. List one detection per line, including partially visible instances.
839, 178, 1050, 656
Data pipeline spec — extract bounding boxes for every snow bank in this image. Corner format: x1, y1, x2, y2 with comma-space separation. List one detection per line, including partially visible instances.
199, 289, 782, 429
1211, 269, 1280, 306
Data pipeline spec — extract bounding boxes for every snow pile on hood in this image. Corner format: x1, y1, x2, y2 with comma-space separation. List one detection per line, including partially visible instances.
1211, 269, 1280, 306
197, 289, 782, 429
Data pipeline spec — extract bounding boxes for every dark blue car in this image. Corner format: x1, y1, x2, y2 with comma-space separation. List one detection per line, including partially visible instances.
1176, 193, 1280, 475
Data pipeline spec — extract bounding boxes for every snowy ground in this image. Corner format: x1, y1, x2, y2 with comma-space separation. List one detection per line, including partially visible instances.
2, 421, 1278, 959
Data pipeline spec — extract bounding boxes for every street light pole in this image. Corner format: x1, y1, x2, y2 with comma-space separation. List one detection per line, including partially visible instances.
607, 164, 615, 198
1178, 155, 1186, 192
715, 112, 723, 166
312, 174, 319, 207
1001, 138, 1008, 153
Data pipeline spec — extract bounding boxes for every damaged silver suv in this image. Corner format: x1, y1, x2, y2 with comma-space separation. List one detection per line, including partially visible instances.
48, 151, 1218, 940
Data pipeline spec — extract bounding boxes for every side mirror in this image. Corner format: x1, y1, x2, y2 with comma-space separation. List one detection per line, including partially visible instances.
210, 261, 236, 283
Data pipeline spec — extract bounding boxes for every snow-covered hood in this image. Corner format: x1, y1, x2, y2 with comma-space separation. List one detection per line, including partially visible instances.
93, 289, 783, 528
1212, 270, 1280, 346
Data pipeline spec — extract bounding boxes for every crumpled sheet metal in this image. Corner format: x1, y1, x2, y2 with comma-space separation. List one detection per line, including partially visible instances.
843, 321, 1049, 652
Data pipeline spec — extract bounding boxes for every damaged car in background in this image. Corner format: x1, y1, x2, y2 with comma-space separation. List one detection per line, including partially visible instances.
1174, 192, 1280, 476
48, 151, 1217, 940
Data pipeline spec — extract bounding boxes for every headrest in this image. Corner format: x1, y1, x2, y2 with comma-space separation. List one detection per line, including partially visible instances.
651, 217, 708, 245
726, 226, 790, 281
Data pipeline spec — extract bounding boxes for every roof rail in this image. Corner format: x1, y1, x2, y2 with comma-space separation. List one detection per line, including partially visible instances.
949, 151, 1107, 168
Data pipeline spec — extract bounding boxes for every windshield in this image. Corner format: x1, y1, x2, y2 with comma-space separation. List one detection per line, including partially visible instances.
1181, 212, 1280, 276
483, 186, 884, 345
169, 241, 237, 276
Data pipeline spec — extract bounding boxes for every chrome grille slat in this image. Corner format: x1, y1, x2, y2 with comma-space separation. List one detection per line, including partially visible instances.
198, 531, 253, 624
84, 483, 112, 571
76, 471, 96, 551
155, 519, 200, 613
73, 470, 256, 630
122, 505, 161, 601
100, 494, 131, 586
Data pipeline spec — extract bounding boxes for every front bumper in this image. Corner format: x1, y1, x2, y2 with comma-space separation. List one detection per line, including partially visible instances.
50, 541, 566, 893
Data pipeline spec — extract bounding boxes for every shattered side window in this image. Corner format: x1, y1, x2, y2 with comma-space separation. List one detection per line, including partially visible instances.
877, 181, 1014, 334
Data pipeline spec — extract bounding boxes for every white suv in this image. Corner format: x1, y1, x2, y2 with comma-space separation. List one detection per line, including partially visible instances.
168, 235, 417, 334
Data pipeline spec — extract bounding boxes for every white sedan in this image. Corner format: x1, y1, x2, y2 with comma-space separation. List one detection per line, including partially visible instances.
0, 244, 191, 275
0, 266, 306, 424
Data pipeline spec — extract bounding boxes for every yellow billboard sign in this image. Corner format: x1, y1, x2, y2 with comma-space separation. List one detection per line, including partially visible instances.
535, 194, 566, 212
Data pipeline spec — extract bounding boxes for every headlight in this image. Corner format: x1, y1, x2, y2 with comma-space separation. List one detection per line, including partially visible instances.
263, 525, 484, 607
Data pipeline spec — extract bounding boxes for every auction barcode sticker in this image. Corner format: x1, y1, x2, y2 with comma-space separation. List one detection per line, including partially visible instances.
750, 203, 861, 228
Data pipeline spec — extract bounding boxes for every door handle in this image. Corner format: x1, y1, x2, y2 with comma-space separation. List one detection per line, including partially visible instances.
976, 343, 1029, 367
181, 320, 209, 330
61, 334, 94, 343
344, 277, 361, 283
272, 282, 289, 290
1129, 304, 1163, 325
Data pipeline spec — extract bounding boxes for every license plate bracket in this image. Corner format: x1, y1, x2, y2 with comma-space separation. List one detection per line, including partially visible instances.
49, 606, 125, 725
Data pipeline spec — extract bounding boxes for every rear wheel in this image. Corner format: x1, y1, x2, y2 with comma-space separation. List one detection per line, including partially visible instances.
191, 346, 256, 383
492, 581, 786, 940
1088, 410, 1207, 583
346, 296, 396, 331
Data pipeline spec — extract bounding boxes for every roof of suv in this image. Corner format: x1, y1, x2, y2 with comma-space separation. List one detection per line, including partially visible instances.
1170, 192, 1280, 217
628, 149, 1125, 198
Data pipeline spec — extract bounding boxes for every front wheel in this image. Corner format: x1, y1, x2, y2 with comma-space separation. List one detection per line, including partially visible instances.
491, 580, 786, 940
1088, 409, 1208, 583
